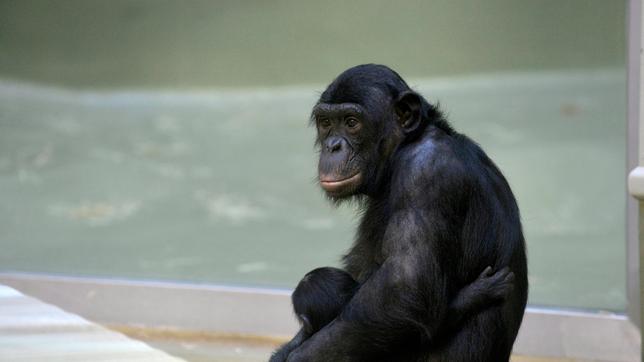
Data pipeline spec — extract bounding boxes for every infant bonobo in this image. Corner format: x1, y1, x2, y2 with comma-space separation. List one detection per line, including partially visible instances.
270, 268, 356, 362
293, 267, 358, 336
270, 265, 513, 362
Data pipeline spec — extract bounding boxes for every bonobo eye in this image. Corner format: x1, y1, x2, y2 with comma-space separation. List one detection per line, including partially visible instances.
345, 117, 360, 130
318, 118, 331, 129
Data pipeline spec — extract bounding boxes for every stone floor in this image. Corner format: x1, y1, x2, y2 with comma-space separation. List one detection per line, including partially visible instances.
120, 331, 616, 362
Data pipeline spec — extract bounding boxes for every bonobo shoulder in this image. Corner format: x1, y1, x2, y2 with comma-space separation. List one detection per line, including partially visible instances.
398, 128, 468, 178
391, 127, 471, 205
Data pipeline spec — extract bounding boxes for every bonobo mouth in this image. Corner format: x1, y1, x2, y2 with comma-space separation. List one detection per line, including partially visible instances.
319, 172, 362, 194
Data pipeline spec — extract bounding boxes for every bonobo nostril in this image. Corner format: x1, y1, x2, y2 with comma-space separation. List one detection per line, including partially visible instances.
325, 138, 343, 153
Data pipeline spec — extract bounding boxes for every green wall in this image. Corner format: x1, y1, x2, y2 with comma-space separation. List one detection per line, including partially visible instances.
0, 0, 625, 88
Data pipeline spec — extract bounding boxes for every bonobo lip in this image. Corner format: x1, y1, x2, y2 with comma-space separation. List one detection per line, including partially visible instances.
319, 172, 362, 193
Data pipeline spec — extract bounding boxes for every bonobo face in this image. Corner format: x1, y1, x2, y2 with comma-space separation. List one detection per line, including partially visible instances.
312, 102, 371, 198
313, 65, 421, 199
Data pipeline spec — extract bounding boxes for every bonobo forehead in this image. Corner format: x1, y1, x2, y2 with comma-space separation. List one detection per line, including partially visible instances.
312, 103, 365, 117
316, 86, 393, 121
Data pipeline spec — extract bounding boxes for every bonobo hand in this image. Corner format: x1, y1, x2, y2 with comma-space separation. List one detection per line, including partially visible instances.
284, 323, 352, 362
285, 345, 317, 362
269, 330, 307, 362
476, 266, 515, 301
269, 348, 289, 362
284, 348, 304, 362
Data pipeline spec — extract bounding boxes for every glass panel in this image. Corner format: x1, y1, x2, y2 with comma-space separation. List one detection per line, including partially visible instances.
0, 0, 626, 311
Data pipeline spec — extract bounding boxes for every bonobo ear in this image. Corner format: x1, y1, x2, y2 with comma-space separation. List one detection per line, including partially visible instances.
394, 91, 422, 134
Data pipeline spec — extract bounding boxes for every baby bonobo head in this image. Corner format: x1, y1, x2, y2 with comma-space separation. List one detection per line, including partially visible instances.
291, 267, 359, 336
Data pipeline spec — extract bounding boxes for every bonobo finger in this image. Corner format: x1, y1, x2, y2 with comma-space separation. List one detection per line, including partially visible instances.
496, 266, 511, 277
480, 266, 493, 277
504, 271, 516, 283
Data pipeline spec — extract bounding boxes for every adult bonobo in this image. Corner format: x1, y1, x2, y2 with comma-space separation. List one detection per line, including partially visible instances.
286, 64, 528, 362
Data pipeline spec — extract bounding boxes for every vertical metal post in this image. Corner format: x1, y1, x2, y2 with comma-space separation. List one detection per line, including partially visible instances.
627, 0, 642, 333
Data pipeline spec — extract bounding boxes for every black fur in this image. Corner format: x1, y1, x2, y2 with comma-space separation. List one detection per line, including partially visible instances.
278, 64, 528, 362
293, 267, 360, 335
270, 266, 515, 362
270, 268, 359, 362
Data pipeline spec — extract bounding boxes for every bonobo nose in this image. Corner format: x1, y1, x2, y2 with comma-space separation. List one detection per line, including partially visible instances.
325, 137, 343, 153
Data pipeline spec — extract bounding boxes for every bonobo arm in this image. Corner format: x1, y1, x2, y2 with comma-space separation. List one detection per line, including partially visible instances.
269, 329, 307, 362
286, 210, 447, 362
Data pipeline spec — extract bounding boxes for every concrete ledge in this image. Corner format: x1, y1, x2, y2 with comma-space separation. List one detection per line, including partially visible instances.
515, 307, 639, 361
0, 283, 184, 361
0, 272, 639, 361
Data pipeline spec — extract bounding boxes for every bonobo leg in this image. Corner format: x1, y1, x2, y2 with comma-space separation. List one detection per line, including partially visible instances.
270, 266, 514, 362
427, 308, 513, 362
424, 267, 516, 362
